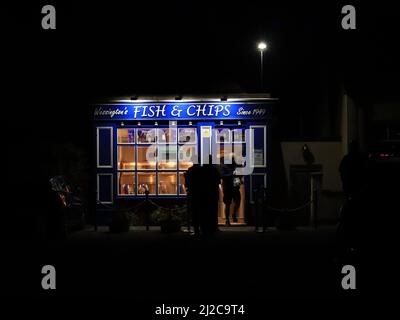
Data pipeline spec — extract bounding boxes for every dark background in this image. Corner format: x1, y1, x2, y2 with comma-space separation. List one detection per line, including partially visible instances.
5, 0, 400, 203
2, 0, 400, 302
5, 0, 400, 138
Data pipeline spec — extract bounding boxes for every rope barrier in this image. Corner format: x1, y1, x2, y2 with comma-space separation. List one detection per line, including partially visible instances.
97, 198, 184, 214
98, 197, 312, 214
265, 199, 313, 213
148, 200, 183, 212
96, 200, 146, 214
97, 189, 313, 216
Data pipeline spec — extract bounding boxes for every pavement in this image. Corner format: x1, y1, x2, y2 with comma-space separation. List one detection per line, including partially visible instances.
4, 224, 367, 301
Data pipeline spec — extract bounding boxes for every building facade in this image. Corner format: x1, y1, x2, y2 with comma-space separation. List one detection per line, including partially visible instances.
93, 95, 277, 226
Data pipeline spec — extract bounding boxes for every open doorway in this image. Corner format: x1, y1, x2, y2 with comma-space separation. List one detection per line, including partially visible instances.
200, 124, 247, 225
218, 182, 246, 225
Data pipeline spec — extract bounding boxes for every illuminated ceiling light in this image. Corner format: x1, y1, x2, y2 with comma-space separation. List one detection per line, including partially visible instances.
257, 42, 267, 51
189, 121, 192, 126
137, 122, 141, 126
175, 95, 182, 100
238, 121, 241, 126
155, 122, 158, 126
221, 96, 228, 101
121, 122, 125, 126
220, 121, 224, 125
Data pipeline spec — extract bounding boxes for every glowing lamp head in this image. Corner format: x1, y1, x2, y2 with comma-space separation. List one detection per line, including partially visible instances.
258, 42, 267, 51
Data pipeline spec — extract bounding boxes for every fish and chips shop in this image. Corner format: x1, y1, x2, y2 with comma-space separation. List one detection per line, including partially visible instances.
93, 95, 277, 226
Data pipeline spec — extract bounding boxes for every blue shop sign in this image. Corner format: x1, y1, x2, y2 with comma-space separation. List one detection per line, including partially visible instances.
93, 102, 272, 121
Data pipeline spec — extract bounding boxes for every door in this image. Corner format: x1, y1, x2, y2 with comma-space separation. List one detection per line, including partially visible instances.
199, 125, 247, 225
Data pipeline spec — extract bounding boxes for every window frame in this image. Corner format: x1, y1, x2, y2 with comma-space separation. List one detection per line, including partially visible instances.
97, 173, 114, 204
96, 126, 114, 168
116, 126, 197, 197
250, 125, 267, 168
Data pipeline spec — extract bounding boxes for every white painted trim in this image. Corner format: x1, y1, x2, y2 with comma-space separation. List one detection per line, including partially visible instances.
97, 173, 114, 204
215, 127, 232, 143
200, 126, 212, 165
249, 125, 267, 168
96, 126, 113, 168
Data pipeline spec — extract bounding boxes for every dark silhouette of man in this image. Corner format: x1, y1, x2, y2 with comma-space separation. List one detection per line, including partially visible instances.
339, 140, 367, 199
202, 155, 221, 234
185, 164, 202, 235
337, 140, 367, 253
185, 156, 220, 236
221, 154, 242, 225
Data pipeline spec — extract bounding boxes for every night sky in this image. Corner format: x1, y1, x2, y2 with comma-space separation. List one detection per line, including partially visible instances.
3, 1, 400, 301
4, 1, 400, 170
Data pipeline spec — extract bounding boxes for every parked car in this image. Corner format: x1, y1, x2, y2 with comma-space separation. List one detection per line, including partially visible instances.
49, 175, 86, 232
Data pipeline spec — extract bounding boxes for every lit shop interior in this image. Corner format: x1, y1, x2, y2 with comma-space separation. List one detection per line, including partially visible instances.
94, 96, 276, 225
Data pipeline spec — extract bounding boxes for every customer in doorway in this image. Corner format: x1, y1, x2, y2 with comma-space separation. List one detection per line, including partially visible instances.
221, 154, 243, 226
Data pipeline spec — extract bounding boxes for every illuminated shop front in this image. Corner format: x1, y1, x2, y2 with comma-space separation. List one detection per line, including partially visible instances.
93, 95, 276, 225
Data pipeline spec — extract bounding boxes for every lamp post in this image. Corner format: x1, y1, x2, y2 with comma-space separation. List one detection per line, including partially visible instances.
257, 41, 267, 91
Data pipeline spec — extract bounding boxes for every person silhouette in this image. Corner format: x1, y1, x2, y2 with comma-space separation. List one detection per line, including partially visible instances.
221, 154, 242, 226
201, 155, 221, 234
337, 140, 367, 254
185, 163, 202, 236
185, 155, 220, 236
339, 140, 367, 199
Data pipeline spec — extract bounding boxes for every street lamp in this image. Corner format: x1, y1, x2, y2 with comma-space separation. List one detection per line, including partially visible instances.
257, 41, 267, 90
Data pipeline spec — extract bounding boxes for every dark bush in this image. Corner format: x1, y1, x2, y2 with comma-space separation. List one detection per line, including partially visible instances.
109, 211, 131, 233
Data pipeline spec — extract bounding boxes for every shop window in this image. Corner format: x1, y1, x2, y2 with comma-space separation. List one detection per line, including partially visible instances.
137, 172, 156, 195
118, 172, 136, 195
137, 146, 157, 170
178, 128, 197, 143
179, 172, 187, 195
251, 126, 266, 167
158, 172, 177, 195
116, 127, 198, 197
178, 145, 197, 169
158, 145, 177, 169
118, 128, 135, 144
216, 144, 232, 164
232, 143, 246, 165
118, 146, 135, 170
137, 128, 157, 144
232, 129, 246, 143
158, 128, 177, 144
216, 128, 231, 143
